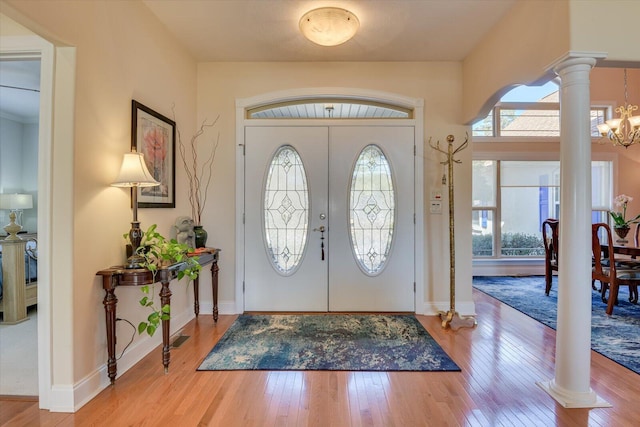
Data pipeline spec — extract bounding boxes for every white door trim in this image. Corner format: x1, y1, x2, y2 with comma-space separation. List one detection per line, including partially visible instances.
0, 35, 53, 409
236, 88, 424, 314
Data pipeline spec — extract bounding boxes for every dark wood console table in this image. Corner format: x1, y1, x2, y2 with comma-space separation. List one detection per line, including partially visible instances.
97, 249, 219, 384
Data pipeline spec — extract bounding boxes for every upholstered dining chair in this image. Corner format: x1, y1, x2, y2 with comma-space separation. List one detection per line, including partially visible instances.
591, 223, 640, 315
542, 218, 559, 295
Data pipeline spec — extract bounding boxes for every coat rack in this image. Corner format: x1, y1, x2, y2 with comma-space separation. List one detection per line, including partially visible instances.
429, 133, 477, 330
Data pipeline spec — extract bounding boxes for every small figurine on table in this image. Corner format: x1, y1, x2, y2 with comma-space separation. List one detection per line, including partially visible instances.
174, 216, 195, 249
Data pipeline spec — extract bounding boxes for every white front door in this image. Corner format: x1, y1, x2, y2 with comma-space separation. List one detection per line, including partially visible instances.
244, 125, 414, 312
244, 126, 329, 311
328, 126, 415, 311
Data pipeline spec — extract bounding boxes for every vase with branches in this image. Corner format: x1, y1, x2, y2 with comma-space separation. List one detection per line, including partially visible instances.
176, 112, 220, 246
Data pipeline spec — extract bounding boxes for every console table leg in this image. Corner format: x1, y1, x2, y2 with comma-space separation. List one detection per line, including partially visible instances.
103, 284, 118, 385
212, 262, 219, 322
160, 280, 172, 373
193, 276, 200, 316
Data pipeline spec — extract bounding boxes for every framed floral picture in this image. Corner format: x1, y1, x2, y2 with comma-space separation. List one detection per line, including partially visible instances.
131, 100, 176, 208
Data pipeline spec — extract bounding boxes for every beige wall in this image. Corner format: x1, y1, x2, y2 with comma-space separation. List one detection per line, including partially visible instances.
196, 61, 473, 313
462, 0, 640, 125
591, 68, 640, 209
570, 0, 640, 65
1, 0, 199, 401
462, 0, 570, 124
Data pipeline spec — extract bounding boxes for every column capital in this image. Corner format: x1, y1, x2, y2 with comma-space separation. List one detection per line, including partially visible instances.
553, 57, 597, 76
547, 51, 606, 75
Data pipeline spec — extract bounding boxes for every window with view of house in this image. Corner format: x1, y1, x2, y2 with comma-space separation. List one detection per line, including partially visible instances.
472, 82, 613, 259
472, 82, 608, 138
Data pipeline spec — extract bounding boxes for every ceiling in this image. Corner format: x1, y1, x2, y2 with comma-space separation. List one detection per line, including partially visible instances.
0, 1, 518, 122
142, 0, 517, 62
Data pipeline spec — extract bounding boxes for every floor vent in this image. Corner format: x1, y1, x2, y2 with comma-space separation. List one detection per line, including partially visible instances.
171, 335, 190, 348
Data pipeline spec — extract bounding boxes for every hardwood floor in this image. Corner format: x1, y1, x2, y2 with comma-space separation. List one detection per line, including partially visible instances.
1, 288, 639, 426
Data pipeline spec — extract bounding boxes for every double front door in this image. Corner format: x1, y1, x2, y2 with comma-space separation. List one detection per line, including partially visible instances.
244, 126, 414, 312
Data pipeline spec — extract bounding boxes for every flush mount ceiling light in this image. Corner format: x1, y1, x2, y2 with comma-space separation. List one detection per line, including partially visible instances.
299, 7, 359, 46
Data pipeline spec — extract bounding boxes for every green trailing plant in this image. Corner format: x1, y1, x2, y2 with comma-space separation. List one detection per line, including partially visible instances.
124, 224, 202, 336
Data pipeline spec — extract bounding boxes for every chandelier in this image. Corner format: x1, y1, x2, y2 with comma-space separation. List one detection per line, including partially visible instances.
597, 69, 640, 148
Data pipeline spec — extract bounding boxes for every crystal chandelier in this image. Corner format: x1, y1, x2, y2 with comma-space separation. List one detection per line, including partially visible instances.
597, 69, 640, 148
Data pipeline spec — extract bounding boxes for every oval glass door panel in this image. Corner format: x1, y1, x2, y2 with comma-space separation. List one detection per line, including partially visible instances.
349, 144, 395, 275
264, 145, 309, 275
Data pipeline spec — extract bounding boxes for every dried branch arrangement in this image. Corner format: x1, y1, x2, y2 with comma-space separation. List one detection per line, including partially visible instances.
176, 113, 220, 226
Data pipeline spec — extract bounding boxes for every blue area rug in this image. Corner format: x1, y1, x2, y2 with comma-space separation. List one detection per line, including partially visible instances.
473, 276, 640, 375
198, 314, 460, 372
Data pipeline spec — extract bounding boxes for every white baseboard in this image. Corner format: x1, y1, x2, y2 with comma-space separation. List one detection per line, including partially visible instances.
47, 385, 75, 413
61, 307, 196, 413
196, 300, 239, 316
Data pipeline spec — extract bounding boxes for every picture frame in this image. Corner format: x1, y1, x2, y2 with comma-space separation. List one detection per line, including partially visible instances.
131, 100, 176, 208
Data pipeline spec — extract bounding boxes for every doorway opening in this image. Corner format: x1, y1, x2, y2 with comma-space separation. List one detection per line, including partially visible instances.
236, 88, 424, 314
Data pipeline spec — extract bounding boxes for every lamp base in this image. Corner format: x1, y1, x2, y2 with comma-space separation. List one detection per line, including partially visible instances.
125, 220, 145, 269
125, 253, 146, 269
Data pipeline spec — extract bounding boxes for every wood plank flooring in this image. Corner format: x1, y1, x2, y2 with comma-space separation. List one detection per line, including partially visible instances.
1, 288, 639, 426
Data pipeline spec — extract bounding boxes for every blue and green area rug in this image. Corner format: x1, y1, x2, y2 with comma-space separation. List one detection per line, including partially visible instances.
473, 276, 640, 375
198, 314, 460, 372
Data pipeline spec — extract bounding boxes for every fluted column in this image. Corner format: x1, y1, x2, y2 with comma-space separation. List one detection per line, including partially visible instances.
537, 56, 608, 408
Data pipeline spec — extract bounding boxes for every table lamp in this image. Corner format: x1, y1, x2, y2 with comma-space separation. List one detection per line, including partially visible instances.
0, 193, 33, 240
111, 150, 160, 268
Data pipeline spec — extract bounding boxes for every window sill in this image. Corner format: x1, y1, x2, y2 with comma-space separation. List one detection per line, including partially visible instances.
472, 258, 544, 276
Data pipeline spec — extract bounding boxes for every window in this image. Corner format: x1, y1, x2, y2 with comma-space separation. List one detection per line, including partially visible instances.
472, 160, 612, 258
471, 82, 614, 260
248, 99, 411, 119
264, 146, 309, 274
349, 145, 395, 275
472, 82, 608, 138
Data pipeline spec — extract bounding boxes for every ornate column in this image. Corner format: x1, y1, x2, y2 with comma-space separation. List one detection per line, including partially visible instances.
537, 55, 608, 408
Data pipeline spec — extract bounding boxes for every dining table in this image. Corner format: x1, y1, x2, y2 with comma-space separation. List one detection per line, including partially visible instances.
609, 244, 640, 258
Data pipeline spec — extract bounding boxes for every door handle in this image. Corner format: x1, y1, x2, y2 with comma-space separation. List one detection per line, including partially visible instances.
313, 226, 326, 260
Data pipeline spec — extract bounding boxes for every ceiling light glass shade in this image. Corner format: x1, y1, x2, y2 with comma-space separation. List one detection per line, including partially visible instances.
0, 193, 33, 210
111, 152, 160, 188
299, 7, 359, 46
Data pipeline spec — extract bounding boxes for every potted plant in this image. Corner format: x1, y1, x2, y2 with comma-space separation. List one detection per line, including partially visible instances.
609, 194, 640, 243
176, 114, 221, 248
125, 224, 202, 336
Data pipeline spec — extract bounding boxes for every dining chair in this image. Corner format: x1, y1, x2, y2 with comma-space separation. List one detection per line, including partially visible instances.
542, 218, 559, 295
591, 223, 640, 315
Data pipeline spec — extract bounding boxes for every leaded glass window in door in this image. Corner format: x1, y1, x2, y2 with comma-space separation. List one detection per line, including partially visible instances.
264, 145, 309, 275
349, 145, 395, 275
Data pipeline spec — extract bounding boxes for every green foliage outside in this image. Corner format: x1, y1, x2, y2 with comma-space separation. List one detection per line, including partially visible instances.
473, 232, 545, 257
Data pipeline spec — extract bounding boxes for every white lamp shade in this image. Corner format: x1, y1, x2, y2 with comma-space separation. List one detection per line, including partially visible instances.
597, 123, 610, 135
605, 118, 622, 131
0, 193, 33, 210
628, 115, 640, 128
299, 7, 359, 46
111, 152, 160, 188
